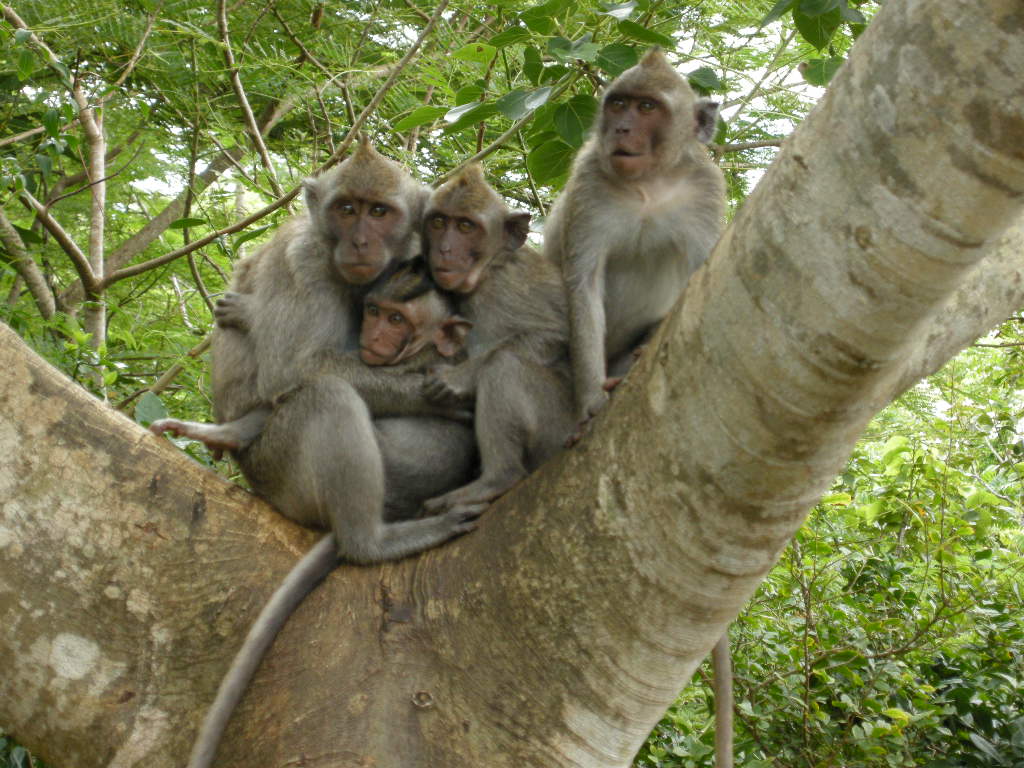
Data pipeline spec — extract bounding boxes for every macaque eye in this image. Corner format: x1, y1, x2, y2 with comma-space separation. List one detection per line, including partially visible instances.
333, 200, 356, 215
456, 219, 476, 233
369, 203, 389, 218
428, 214, 446, 230
365, 303, 379, 316
638, 100, 658, 113
607, 96, 627, 110
388, 312, 406, 326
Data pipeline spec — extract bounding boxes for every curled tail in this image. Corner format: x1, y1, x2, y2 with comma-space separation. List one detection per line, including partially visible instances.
188, 533, 338, 768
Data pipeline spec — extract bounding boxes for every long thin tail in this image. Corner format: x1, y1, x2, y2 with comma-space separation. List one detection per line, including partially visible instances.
712, 633, 734, 768
188, 533, 338, 768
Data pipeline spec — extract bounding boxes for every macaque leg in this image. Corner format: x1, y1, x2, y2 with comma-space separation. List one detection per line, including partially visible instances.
425, 352, 572, 514
375, 417, 478, 521
243, 376, 478, 562
150, 405, 271, 457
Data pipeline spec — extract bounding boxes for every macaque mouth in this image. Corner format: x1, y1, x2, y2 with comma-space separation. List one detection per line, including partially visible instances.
612, 149, 641, 157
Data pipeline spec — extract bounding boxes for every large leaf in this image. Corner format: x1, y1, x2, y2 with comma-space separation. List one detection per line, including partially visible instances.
600, 1, 637, 20
393, 105, 447, 131
553, 95, 598, 147
490, 26, 532, 48
759, 0, 798, 26
794, 6, 842, 49
596, 43, 639, 76
523, 46, 543, 85
453, 43, 497, 65
616, 20, 675, 48
527, 138, 575, 184
496, 89, 531, 120
688, 66, 723, 94
798, 0, 841, 16
801, 57, 844, 86
134, 392, 168, 427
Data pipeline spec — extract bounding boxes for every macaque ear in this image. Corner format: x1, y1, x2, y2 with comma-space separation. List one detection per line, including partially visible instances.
302, 176, 322, 212
504, 212, 531, 251
694, 99, 720, 145
434, 315, 473, 358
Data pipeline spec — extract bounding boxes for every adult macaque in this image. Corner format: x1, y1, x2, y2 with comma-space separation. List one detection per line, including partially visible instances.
420, 164, 575, 514
544, 47, 726, 423
176, 142, 479, 768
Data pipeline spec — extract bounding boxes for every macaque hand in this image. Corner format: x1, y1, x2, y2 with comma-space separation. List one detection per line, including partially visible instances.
213, 291, 251, 331
565, 388, 609, 448
422, 365, 475, 405
603, 376, 624, 392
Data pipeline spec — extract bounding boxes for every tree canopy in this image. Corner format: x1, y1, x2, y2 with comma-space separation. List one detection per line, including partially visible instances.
1, 1, 1022, 766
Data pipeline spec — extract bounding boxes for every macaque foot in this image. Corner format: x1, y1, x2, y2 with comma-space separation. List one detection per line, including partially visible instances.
149, 417, 241, 460
442, 505, 485, 535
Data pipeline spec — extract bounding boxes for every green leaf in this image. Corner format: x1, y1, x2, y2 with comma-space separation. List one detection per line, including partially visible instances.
617, 20, 675, 48
35, 153, 52, 182
523, 46, 543, 85
496, 89, 531, 120
455, 85, 484, 106
553, 94, 598, 147
759, 0, 797, 26
444, 103, 499, 132
10, 745, 30, 768
169, 217, 206, 230
794, 7, 842, 49
43, 108, 60, 138
601, 1, 637, 20
524, 86, 553, 111
527, 138, 575, 184
233, 225, 271, 249
687, 66, 722, 93
520, 4, 557, 34
841, 5, 867, 24
17, 48, 35, 81
596, 43, 638, 76
13, 225, 44, 245
14, 29, 32, 44
393, 105, 446, 131
801, 57, 844, 86
453, 43, 497, 65
490, 26, 532, 48
547, 36, 574, 63
798, 0, 841, 16
135, 392, 168, 427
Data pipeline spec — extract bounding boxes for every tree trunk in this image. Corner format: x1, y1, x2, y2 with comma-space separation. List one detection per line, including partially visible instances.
1, 1, 1022, 766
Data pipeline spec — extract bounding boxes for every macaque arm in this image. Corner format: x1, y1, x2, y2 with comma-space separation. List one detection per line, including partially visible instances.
564, 248, 608, 420
319, 351, 470, 420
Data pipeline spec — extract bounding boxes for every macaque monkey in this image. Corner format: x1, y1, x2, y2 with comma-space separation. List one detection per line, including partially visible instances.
544, 50, 732, 764
420, 164, 575, 514
544, 47, 726, 423
174, 142, 479, 768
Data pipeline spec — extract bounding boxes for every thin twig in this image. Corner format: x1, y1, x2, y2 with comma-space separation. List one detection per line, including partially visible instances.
19, 190, 99, 295
218, 0, 285, 197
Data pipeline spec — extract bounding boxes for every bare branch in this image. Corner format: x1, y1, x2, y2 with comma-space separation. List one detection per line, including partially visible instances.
19, 190, 99, 296
0, 208, 55, 318
217, 0, 285, 198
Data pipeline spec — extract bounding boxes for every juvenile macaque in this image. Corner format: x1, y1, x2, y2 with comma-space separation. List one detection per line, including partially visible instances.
544, 48, 726, 423
176, 141, 479, 768
149, 258, 470, 464
421, 164, 575, 514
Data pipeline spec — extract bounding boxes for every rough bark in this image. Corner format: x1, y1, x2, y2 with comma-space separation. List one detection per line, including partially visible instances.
1, 1, 1022, 767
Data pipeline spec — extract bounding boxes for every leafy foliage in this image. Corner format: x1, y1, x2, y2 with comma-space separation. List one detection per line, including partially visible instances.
637, 332, 1024, 767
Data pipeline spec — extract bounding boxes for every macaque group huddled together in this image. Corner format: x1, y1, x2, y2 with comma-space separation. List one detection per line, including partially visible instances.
153, 48, 726, 768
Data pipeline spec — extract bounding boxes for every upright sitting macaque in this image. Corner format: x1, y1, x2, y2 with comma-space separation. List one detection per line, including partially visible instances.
170, 141, 480, 768
543, 48, 732, 764
544, 47, 726, 422
420, 164, 575, 514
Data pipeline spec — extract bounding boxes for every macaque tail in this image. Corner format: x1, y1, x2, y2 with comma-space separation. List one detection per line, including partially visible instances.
187, 533, 338, 768
712, 633, 734, 768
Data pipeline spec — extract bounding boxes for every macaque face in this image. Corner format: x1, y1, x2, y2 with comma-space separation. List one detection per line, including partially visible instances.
360, 293, 464, 365
325, 197, 405, 285
601, 92, 665, 179
425, 212, 490, 294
